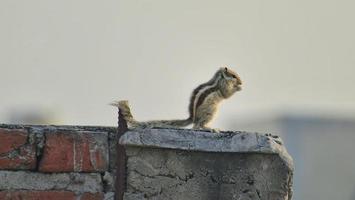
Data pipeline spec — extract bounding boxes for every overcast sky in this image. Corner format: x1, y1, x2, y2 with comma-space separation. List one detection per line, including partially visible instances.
1, 0, 354, 127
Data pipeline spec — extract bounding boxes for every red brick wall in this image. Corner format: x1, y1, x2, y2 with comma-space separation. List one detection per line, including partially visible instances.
0, 124, 117, 200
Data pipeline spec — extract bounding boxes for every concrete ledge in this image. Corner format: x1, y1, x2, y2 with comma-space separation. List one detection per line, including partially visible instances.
119, 128, 294, 200
119, 128, 294, 170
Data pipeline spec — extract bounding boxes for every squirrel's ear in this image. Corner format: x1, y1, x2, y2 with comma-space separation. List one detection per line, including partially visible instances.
221, 70, 227, 79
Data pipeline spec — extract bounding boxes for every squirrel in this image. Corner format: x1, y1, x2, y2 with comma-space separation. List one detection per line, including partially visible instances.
111, 67, 242, 132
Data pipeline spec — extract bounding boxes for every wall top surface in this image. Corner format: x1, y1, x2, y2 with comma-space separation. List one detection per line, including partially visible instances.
120, 128, 294, 170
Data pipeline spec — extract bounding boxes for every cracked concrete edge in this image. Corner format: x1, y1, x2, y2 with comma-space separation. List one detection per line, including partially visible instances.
0, 124, 117, 133
104, 192, 115, 200
0, 171, 103, 193
119, 128, 294, 171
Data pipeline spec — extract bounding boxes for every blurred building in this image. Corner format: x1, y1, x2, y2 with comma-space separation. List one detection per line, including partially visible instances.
228, 112, 355, 200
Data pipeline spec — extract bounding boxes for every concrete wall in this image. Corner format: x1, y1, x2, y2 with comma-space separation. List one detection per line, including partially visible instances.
0, 124, 294, 200
120, 128, 294, 200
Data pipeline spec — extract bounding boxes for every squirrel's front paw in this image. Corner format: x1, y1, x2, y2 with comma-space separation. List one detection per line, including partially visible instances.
208, 128, 220, 133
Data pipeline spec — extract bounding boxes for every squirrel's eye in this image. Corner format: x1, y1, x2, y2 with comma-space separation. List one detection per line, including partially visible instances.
232, 75, 237, 78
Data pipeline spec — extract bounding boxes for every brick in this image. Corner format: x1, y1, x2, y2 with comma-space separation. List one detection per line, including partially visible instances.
0, 128, 36, 170
0, 191, 104, 200
81, 192, 105, 200
0, 129, 28, 154
39, 131, 108, 172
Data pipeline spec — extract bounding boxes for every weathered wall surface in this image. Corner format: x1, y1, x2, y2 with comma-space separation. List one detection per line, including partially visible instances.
0, 124, 117, 200
0, 125, 294, 200
120, 128, 294, 200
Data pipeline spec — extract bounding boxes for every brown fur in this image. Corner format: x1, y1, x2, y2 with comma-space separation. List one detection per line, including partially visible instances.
111, 67, 242, 131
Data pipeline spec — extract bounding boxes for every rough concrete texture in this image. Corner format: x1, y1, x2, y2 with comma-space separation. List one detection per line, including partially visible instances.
120, 128, 294, 200
0, 190, 104, 200
0, 171, 103, 193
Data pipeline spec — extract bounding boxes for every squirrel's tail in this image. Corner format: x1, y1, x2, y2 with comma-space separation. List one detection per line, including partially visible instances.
110, 100, 192, 128
153, 118, 192, 127
110, 100, 139, 127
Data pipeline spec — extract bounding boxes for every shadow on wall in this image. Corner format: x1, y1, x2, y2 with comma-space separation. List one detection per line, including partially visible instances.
6, 106, 60, 125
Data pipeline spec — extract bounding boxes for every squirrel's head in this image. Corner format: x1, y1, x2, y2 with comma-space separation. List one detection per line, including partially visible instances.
218, 67, 242, 98
221, 67, 242, 89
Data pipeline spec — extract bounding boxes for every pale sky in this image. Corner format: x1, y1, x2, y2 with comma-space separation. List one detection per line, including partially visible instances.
1, 0, 354, 126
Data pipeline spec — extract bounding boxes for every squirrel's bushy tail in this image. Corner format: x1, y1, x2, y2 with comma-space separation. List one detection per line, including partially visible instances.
110, 100, 139, 126
110, 100, 192, 128
154, 118, 192, 127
